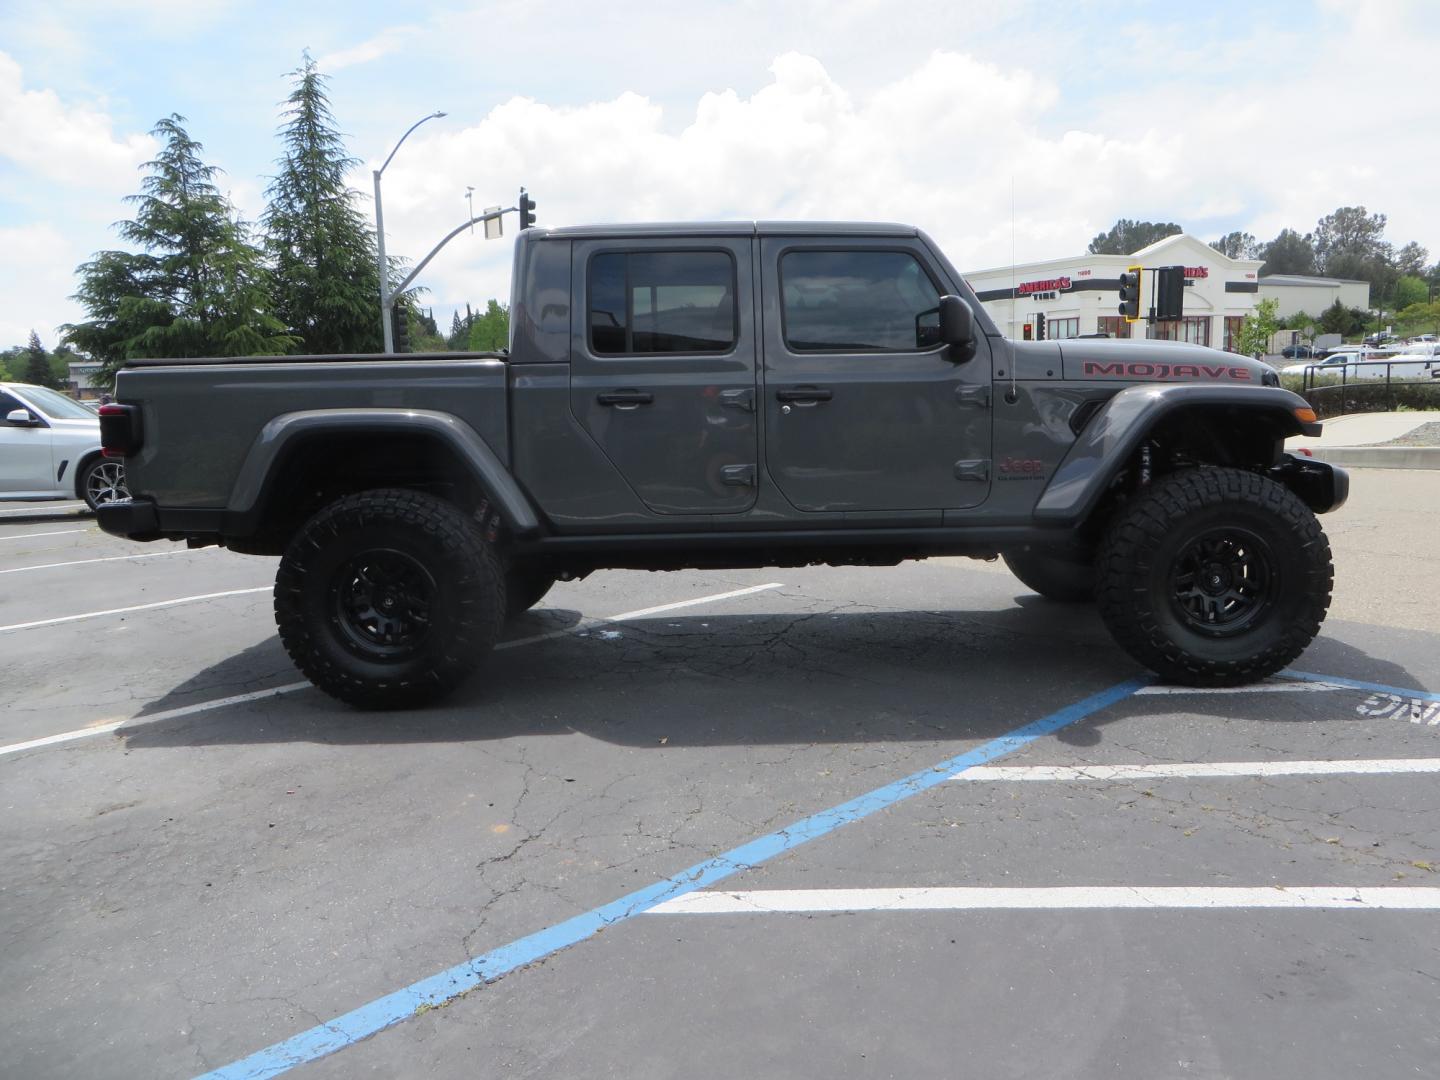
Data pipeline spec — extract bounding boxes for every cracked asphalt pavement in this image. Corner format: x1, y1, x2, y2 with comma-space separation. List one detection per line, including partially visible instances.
1, 470, 1437, 1079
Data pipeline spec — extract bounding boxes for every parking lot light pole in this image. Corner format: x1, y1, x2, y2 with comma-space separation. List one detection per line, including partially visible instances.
374, 111, 446, 354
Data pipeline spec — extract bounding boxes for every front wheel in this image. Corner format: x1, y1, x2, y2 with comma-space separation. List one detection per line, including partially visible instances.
274, 489, 505, 708
1096, 468, 1333, 686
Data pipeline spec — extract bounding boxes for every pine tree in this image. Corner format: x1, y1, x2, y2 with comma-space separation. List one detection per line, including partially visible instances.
63, 115, 292, 384
23, 330, 59, 388
263, 53, 383, 353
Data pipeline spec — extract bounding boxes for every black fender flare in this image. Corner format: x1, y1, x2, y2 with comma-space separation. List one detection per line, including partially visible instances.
1034, 384, 1323, 523
223, 408, 541, 537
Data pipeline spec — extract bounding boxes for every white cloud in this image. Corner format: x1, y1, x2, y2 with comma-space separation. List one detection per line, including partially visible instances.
316, 27, 419, 72
0, 51, 154, 190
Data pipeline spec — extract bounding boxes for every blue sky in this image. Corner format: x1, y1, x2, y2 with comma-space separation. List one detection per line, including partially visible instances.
2, 0, 1435, 348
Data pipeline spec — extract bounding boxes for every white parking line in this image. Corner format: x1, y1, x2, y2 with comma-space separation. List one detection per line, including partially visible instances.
497, 582, 786, 650
0, 581, 789, 757
0, 501, 87, 516
1135, 679, 1344, 695
0, 547, 200, 576
0, 586, 271, 634
0, 683, 312, 758
647, 886, 1440, 914
0, 528, 91, 542
956, 758, 1440, 781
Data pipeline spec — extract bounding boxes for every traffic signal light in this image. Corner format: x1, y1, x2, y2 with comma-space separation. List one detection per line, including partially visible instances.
518, 188, 536, 230
391, 307, 410, 353
1034, 313, 1046, 341
1154, 265, 1185, 321
1118, 265, 1143, 322
1022, 323, 1033, 341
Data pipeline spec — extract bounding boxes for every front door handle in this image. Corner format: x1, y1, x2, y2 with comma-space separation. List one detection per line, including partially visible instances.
775, 387, 833, 404
597, 389, 654, 407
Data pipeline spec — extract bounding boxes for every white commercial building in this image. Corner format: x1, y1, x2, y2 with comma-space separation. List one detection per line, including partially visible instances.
1256, 274, 1370, 321
965, 233, 1264, 353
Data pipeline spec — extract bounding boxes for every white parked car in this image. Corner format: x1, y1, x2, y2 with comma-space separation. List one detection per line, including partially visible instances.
0, 382, 129, 510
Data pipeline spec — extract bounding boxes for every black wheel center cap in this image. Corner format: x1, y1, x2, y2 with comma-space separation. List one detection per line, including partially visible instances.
1202, 563, 1229, 595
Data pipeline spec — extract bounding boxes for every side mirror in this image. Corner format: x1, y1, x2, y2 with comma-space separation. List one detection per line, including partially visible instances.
939, 294, 977, 362
6, 408, 36, 426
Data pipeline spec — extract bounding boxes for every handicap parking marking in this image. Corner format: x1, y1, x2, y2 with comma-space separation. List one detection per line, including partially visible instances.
645, 885, 1440, 915
1282, 669, 1440, 704
194, 676, 1151, 1080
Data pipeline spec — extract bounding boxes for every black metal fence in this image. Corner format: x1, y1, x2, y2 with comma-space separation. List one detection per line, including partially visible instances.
1295, 360, 1440, 419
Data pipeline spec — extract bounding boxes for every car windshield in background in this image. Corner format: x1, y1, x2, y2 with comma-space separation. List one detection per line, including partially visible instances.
17, 385, 98, 420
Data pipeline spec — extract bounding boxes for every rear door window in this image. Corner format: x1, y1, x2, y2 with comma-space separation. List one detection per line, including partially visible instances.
588, 251, 736, 355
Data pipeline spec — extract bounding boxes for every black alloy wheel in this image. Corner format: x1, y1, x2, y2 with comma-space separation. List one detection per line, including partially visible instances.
1168, 528, 1275, 636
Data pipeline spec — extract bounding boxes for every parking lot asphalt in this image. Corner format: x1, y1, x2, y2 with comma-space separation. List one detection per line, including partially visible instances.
2, 472, 1438, 1080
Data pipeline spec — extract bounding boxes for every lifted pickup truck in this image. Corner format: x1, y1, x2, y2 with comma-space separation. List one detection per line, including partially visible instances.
98, 221, 1347, 707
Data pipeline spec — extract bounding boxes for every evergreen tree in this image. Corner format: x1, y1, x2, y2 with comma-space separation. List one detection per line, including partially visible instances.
24, 330, 60, 388
63, 115, 292, 384
1257, 229, 1316, 277
263, 54, 383, 353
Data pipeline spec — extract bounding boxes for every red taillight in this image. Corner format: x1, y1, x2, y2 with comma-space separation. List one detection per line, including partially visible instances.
99, 402, 142, 457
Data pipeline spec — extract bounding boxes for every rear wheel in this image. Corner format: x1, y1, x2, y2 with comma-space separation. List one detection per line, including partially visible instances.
1096, 467, 1332, 686
79, 457, 129, 512
1002, 548, 1095, 602
274, 489, 504, 708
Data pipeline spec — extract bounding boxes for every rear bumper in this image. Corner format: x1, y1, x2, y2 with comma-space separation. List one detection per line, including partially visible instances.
95, 497, 162, 541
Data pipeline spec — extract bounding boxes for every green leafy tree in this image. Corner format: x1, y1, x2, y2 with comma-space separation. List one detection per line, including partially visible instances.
1392, 275, 1428, 312
1257, 229, 1316, 276
1396, 300, 1440, 337
23, 330, 61, 388
1209, 231, 1258, 260
1395, 241, 1428, 277
263, 54, 383, 354
1087, 219, 1182, 255
63, 115, 292, 385
466, 299, 509, 352
1236, 297, 1280, 358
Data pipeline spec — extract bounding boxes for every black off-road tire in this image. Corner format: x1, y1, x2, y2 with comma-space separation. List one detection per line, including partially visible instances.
1096, 467, 1332, 687
1003, 548, 1096, 603
274, 489, 505, 708
505, 569, 556, 619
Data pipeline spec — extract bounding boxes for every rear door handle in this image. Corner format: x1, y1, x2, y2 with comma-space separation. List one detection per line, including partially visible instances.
775, 387, 833, 404
597, 389, 654, 406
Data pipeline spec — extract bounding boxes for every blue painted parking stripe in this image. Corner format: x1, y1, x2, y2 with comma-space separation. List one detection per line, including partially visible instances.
1283, 670, 1440, 704
196, 676, 1150, 1080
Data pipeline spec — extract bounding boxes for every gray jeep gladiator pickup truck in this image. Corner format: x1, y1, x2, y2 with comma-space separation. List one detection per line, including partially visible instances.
97, 221, 1347, 707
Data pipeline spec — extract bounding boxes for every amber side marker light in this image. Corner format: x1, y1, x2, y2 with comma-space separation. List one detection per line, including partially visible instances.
1294, 407, 1318, 424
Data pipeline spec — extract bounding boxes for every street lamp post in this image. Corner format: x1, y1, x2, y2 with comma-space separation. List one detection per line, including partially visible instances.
373, 110, 446, 354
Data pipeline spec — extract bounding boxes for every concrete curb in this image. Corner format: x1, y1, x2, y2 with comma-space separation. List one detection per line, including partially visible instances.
1309, 446, 1440, 470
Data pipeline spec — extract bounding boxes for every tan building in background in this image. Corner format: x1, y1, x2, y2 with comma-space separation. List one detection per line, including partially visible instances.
1256, 274, 1370, 321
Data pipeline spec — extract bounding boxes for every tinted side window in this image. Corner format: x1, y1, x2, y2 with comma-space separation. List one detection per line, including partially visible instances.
781, 251, 942, 352
589, 251, 736, 355
0, 391, 24, 415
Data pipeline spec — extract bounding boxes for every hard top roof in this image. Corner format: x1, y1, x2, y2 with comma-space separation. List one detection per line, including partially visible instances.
528, 221, 919, 240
